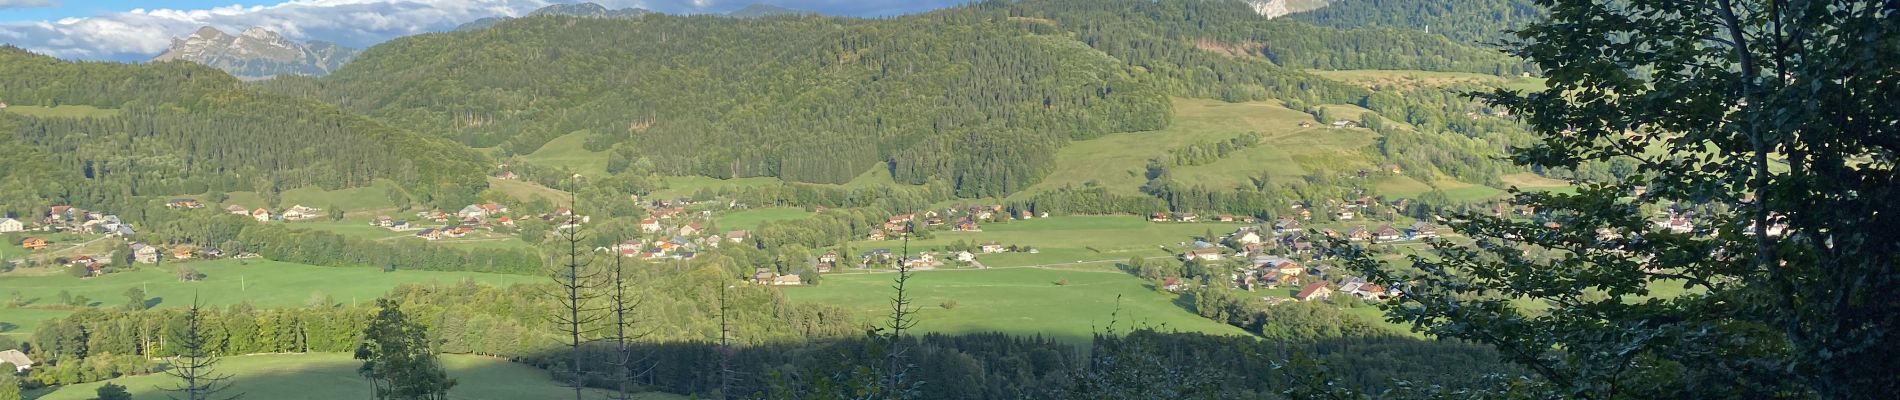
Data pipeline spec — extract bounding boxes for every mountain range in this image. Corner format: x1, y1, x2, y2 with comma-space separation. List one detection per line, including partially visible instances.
151, 26, 358, 80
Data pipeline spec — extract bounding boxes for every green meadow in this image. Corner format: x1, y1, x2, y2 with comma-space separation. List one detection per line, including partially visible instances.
523, 130, 611, 176
0, 259, 538, 335
715, 207, 812, 231
785, 265, 1247, 343
29, 352, 680, 400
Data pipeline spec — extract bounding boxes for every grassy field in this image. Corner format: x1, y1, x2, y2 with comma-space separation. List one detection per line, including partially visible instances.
29, 353, 680, 400
0, 308, 72, 339
650, 176, 785, 199
792, 216, 1263, 341
523, 130, 611, 176
219, 180, 404, 215
487, 177, 571, 204
786, 265, 1246, 343
0, 259, 538, 333
849, 216, 1241, 263
715, 208, 812, 231
1, 105, 121, 118
1016, 98, 1383, 197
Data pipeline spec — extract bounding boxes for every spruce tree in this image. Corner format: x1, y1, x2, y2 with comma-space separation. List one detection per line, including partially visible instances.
158, 298, 240, 400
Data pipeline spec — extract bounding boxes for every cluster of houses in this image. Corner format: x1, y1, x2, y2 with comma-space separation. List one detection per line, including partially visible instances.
17, 205, 137, 236
222, 204, 325, 222
6, 206, 141, 258
1149, 212, 1257, 223
1177, 220, 1440, 264
866, 206, 1001, 241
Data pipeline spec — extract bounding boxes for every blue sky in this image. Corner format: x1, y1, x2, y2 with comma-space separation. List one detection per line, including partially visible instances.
0, 0, 964, 60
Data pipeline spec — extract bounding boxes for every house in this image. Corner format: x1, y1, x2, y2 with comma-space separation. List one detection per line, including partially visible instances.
446, 226, 472, 238
953, 217, 979, 232
1273, 218, 1302, 234
22, 237, 48, 250
1217, 214, 1236, 222
1347, 226, 1372, 241
1181, 248, 1223, 262
226, 205, 250, 215
1409, 222, 1440, 239
496, 216, 515, 227
679, 223, 704, 236
1232, 229, 1263, 245
954, 251, 976, 263
1176, 213, 1199, 222
200, 247, 224, 259
495, 171, 518, 180
1294, 282, 1334, 301
131, 243, 159, 264
415, 228, 442, 241
1272, 261, 1304, 277
867, 229, 888, 241
252, 208, 272, 222
1331, 120, 1358, 129
171, 245, 196, 260
751, 268, 778, 285
770, 275, 803, 285
980, 241, 1006, 254
1299, 208, 1313, 220
1334, 207, 1356, 220
0, 217, 22, 233
458, 204, 487, 218
726, 230, 749, 244
819, 250, 839, 265
1163, 277, 1186, 292
284, 205, 321, 221
639, 218, 662, 233
373, 216, 394, 227
1150, 212, 1171, 222
1298, 121, 1314, 128
0, 349, 33, 372
1373, 225, 1404, 242
1658, 213, 1694, 234
167, 198, 204, 209
389, 220, 412, 231
888, 214, 915, 224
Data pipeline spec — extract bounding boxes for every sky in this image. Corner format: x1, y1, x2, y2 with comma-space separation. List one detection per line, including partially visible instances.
0, 0, 965, 61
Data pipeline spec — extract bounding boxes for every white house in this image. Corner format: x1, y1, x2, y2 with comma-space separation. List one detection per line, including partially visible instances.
0, 349, 33, 372
0, 217, 23, 233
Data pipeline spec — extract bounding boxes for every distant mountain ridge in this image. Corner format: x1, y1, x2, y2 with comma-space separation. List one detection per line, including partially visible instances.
152, 26, 358, 80
455, 2, 653, 32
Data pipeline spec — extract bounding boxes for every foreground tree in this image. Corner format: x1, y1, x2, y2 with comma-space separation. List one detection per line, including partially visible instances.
1339, 1, 1897, 399
159, 299, 240, 400
355, 299, 456, 400
95, 382, 132, 400
547, 187, 602, 400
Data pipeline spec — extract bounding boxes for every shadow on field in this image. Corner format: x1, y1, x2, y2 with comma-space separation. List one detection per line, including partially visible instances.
506, 329, 1517, 399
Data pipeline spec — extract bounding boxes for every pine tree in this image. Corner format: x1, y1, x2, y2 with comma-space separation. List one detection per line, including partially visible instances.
159, 298, 240, 400
603, 252, 650, 399
547, 183, 603, 400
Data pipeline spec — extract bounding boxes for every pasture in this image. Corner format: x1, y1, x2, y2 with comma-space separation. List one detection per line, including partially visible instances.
0, 259, 538, 334
785, 265, 1247, 343
715, 207, 812, 231
29, 352, 679, 400
523, 130, 611, 176
1015, 98, 1382, 197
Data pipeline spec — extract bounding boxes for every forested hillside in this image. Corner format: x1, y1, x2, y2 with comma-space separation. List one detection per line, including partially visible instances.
1287, 0, 1544, 44
278, 0, 1524, 199
0, 47, 488, 215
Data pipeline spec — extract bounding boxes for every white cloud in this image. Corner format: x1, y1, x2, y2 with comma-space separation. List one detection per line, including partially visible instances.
0, 0, 963, 61
0, 0, 56, 9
